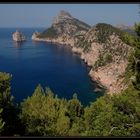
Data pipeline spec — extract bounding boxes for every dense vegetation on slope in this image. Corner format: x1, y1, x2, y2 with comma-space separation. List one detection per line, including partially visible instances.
0, 108, 4, 133
135, 23, 140, 36
38, 26, 58, 38
75, 23, 135, 50
72, 18, 91, 32
0, 72, 24, 136
20, 86, 84, 136
95, 23, 123, 44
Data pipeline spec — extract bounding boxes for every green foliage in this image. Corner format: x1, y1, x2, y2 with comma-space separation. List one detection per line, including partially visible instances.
84, 86, 140, 136
66, 93, 84, 120
65, 93, 85, 136
123, 46, 136, 84
20, 85, 84, 136
20, 85, 57, 136
104, 53, 112, 63
83, 41, 91, 52
0, 72, 23, 136
75, 36, 91, 52
84, 95, 113, 136
38, 26, 58, 38
0, 108, 5, 134
94, 52, 113, 69
0, 72, 13, 107
121, 32, 135, 46
122, 24, 140, 89
134, 22, 140, 36
55, 106, 70, 136
95, 23, 122, 44
68, 117, 85, 136
73, 18, 90, 32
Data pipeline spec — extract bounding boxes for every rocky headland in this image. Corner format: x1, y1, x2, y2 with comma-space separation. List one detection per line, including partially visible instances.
32, 10, 132, 94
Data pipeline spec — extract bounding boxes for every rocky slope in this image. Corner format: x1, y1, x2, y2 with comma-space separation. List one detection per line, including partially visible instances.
36, 10, 90, 47
73, 23, 132, 94
33, 11, 132, 94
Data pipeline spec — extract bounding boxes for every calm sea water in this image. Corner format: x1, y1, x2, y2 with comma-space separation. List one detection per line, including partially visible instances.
0, 28, 103, 106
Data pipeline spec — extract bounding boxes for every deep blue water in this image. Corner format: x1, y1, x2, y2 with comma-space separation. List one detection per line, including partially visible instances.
0, 28, 103, 106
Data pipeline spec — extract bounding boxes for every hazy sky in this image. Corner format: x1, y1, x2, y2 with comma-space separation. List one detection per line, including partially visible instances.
0, 4, 139, 28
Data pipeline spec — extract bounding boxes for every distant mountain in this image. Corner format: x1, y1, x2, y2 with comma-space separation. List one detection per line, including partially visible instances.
115, 24, 137, 36
115, 24, 133, 30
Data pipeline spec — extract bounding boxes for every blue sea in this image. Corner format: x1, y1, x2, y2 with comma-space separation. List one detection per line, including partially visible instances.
0, 28, 103, 106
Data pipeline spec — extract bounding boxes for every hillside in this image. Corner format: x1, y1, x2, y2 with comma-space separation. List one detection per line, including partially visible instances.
73, 23, 132, 94
33, 11, 134, 94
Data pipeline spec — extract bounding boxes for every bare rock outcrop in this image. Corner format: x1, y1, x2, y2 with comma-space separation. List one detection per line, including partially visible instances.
12, 30, 26, 42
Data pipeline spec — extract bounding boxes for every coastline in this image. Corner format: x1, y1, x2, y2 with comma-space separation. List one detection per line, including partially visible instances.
32, 35, 129, 95
32, 37, 106, 94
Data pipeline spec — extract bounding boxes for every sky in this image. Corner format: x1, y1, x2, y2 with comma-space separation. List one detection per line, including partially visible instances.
0, 4, 139, 28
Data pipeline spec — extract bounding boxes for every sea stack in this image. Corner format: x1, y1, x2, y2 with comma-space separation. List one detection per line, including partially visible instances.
12, 30, 26, 42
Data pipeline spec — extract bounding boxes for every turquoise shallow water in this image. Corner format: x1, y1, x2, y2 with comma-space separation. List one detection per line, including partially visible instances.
0, 28, 103, 106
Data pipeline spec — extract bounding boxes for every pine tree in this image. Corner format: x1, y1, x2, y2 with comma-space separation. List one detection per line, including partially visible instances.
0, 72, 19, 136
0, 72, 13, 108
0, 108, 5, 135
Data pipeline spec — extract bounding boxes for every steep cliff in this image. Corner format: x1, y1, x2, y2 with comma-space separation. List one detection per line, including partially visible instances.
73, 23, 132, 94
33, 11, 133, 94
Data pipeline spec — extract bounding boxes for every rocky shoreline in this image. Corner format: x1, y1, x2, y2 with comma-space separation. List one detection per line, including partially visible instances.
32, 36, 119, 94
31, 11, 130, 95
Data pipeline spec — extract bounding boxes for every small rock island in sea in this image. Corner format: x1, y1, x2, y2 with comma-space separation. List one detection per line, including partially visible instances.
32, 31, 40, 40
12, 30, 26, 42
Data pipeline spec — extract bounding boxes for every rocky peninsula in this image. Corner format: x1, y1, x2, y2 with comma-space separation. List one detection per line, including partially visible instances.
31, 10, 132, 94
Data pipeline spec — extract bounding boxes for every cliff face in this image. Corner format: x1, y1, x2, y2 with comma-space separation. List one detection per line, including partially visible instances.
33, 11, 132, 94
73, 23, 132, 94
